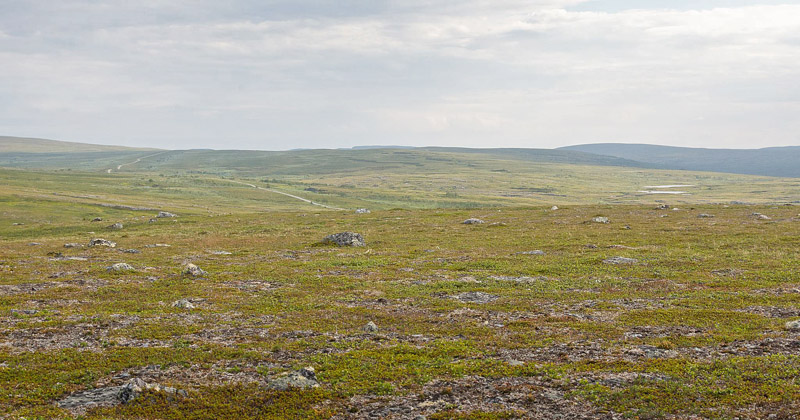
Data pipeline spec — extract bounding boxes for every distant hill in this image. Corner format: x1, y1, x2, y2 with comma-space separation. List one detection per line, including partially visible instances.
0, 136, 160, 153
560, 143, 800, 178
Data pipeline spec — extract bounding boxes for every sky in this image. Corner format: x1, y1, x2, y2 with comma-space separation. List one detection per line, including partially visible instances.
1, 0, 799, 150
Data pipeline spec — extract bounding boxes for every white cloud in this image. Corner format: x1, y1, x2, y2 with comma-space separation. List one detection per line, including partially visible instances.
0, 1, 799, 149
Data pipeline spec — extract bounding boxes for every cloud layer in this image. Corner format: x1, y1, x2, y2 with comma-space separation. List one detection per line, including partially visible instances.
1, 0, 799, 149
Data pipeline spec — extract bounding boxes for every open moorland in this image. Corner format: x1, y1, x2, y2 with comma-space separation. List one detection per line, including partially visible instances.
1, 140, 800, 419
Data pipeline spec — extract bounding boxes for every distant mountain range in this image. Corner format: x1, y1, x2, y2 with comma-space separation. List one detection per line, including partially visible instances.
559, 143, 800, 178
1, 136, 798, 178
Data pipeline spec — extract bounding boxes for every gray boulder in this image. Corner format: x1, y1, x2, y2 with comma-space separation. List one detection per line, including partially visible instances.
603, 257, 638, 265
267, 367, 320, 391
453, 291, 499, 304
322, 232, 365, 247
462, 218, 485, 225
57, 378, 186, 415
89, 238, 116, 248
182, 263, 207, 277
107, 263, 135, 272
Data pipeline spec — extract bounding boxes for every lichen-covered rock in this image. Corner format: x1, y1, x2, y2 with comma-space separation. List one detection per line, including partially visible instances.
89, 238, 116, 248
322, 232, 365, 247
786, 320, 800, 331
57, 378, 186, 415
182, 263, 207, 277
267, 367, 319, 390
172, 299, 196, 309
107, 263, 135, 272
362, 321, 379, 332
452, 292, 499, 304
603, 257, 638, 265
462, 218, 485, 225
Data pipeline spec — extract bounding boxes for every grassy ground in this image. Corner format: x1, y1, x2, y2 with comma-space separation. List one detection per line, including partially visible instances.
1, 169, 800, 419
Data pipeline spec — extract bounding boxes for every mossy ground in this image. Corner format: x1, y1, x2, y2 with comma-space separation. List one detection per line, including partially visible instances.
2, 197, 799, 419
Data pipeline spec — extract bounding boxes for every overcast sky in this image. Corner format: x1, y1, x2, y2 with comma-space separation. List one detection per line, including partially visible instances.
1, 0, 799, 150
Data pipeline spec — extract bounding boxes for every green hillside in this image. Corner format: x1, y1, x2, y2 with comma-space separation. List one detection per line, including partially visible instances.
560, 143, 800, 178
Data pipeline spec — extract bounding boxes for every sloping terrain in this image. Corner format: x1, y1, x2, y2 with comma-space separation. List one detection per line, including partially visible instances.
560, 143, 800, 178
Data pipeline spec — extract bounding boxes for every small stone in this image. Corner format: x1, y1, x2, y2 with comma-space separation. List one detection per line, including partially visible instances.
591, 217, 609, 224
322, 232, 365, 247
603, 256, 638, 265
107, 263, 135, 272
91, 217, 103, 222
362, 321, 378, 332
786, 320, 800, 331
452, 291, 499, 304
108, 223, 123, 230
144, 243, 170, 248
515, 250, 546, 256
267, 367, 319, 390
89, 238, 117, 248
64, 243, 83, 248
210, 250, 232, 255
119, 249, 140, 254
157, 211, 177, 218
654, 204, 670, 210
550, 206, 559, 211
752, 213, 771, 220
698, 213, 714, 218
182, 263, 207, 277
172, 299, 196, 309
355, 208, 371, 214
462, 218, 485, 224
10, 309, 38, 316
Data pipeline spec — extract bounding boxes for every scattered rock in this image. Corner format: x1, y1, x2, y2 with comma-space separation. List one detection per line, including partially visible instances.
550, 206, 559, 211
585, 244, 598, 249
148, 218, 158, 223
591, 217, 609, 224
91, 217, 103, 222
28, 242, 41, 246
12, 222, 24, 226
452, 292, 499, 304
108, 223, 123, 230
172, 299, 196, 309
355, 208, 371, 214
362, 321, 379, 332
10, 309, 38, 316
654, 204, 671, 210
322, 232, 365, 247
462, 218, 485, 225
515, 250, 546, 256
119, 249, 140, 254
786, 320, 800, 331
603, 257, 638, 265
144, 243, 171, 248
57, 378, 186, 415
182, 263, 207, 277
267, 367, 319, 391
752, 213, 772, 220
107, 263, 135, 272
698, 213, 714, 218
89, 238, 116, 248
209, 250, 232, 255
157, 211, 178, 218
64, 243, 83, 248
